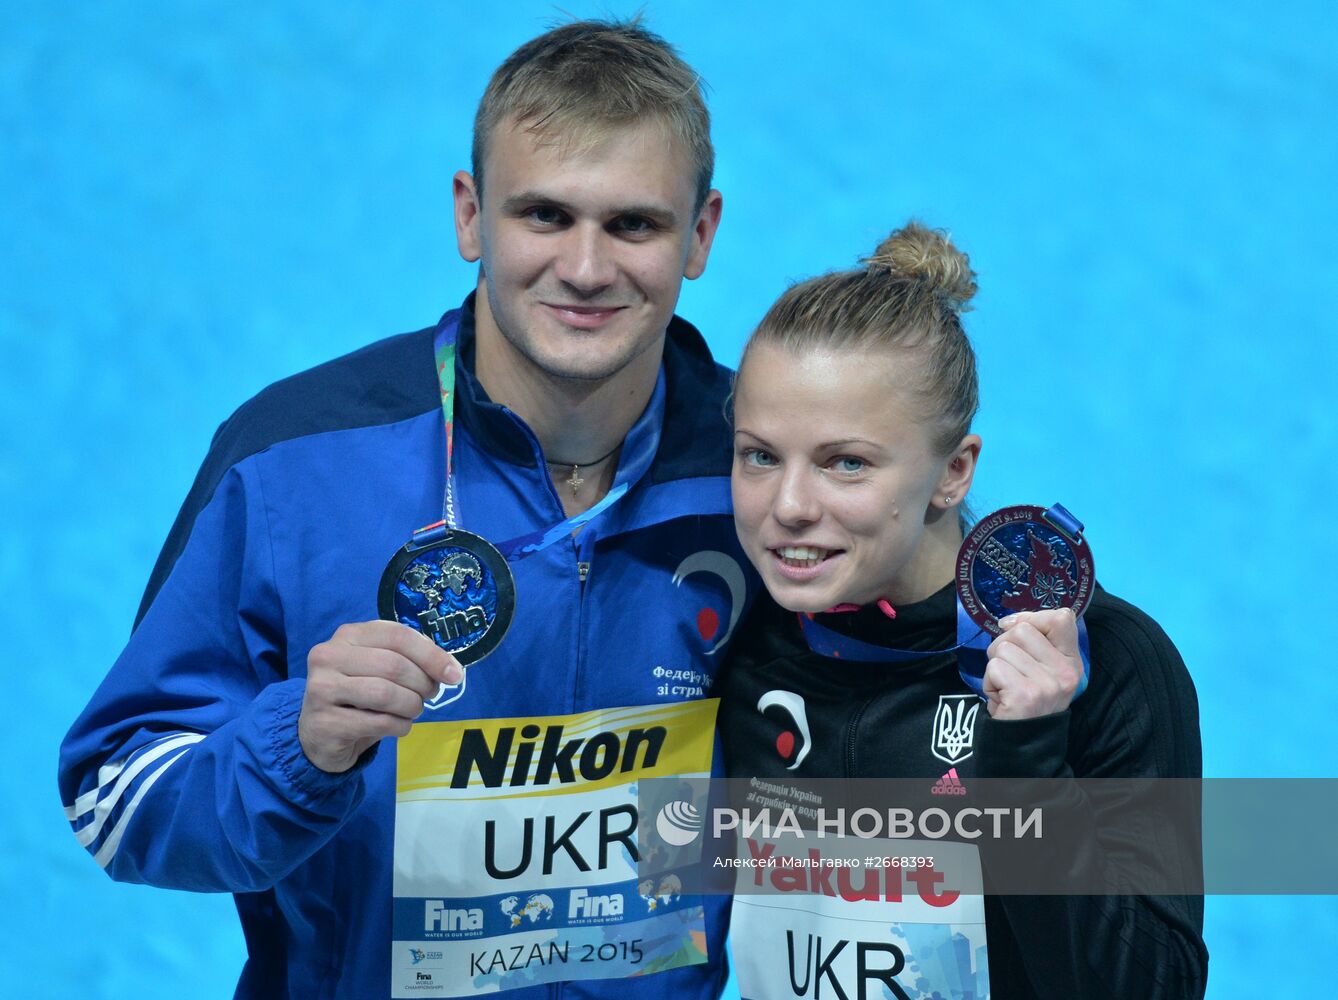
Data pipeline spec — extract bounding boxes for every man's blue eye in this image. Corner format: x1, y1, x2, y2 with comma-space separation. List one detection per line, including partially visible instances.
529, 206, 565, 225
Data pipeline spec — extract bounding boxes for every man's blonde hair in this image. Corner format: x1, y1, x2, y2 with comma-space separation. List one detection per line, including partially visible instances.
471, 18, 714, 211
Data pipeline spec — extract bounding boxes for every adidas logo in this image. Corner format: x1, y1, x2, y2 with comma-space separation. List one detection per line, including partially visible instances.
931, 767, 967, 796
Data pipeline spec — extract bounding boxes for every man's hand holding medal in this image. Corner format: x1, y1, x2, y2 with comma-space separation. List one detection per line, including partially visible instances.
299, 621, 463, 774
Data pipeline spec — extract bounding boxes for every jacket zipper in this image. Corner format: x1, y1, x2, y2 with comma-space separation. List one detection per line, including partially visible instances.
844, 697, 876, 778
569, 530, 598, 714
500, 406, 587, 712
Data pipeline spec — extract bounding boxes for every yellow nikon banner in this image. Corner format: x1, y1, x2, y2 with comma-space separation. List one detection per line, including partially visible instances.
392, 700, 718, 997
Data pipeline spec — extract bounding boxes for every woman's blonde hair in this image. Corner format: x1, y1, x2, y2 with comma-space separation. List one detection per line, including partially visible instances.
742, 221, 979, 455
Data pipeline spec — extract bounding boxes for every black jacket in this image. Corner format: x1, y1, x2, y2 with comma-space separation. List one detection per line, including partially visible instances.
715, 584, 1208, 999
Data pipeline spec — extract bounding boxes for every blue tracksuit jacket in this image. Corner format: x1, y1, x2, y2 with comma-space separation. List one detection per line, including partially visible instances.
60, 297, 755, 998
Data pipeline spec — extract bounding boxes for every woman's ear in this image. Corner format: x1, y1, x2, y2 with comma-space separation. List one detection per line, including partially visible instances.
935, 434, 982, 509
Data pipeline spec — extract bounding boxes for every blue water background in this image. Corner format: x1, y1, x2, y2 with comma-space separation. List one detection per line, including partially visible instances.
4, 2, 1336, 995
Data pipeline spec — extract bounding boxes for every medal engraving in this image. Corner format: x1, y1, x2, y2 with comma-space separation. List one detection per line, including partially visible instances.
379, 529, 515, 665
957, 504, 1094, 635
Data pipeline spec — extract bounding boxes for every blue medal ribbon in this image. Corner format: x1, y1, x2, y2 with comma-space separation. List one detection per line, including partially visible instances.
413, 311, 656, 561
798, 599, 1090, 700
384, 311, 661, 693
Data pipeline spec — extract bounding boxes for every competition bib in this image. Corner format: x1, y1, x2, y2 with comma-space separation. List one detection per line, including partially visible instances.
391, 701, 719, 996
731, 836, 988, 1000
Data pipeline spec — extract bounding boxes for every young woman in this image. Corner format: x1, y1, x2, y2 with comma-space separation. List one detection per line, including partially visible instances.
716, 223, 1207, 999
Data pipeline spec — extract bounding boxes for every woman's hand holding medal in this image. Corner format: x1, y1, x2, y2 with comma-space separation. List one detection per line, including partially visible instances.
298, 621, 464, 774
982, 608, 1085, 720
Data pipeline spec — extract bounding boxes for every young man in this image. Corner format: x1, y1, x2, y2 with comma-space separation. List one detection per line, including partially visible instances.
61, 21, 752, 999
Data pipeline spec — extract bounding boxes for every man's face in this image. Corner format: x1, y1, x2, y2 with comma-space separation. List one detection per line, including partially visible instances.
454, 119, 721, 384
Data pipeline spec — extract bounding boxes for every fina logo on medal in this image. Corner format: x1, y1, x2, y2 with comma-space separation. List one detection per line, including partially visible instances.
403, 552, 487, 642
932, 694, 979, 765
378, 529, 516, 667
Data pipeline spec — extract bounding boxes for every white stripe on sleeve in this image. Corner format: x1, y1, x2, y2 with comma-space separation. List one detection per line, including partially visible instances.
71, 733, 205, 847
93, 747, 195, 869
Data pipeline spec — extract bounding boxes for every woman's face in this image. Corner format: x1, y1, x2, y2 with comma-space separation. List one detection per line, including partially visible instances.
731, 341, 970, 612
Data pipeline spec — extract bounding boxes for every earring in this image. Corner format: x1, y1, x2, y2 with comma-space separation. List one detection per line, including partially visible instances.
945, 494, 954, 504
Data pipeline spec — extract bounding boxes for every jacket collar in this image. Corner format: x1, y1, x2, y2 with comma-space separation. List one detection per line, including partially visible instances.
447, 293, 734, 483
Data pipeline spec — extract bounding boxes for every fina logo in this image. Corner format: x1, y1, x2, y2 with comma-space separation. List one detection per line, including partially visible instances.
673, 551, 746, 654
655, 800, 704, 847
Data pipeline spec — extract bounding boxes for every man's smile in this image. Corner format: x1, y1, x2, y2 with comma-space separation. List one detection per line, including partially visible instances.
541, 302, 628, 328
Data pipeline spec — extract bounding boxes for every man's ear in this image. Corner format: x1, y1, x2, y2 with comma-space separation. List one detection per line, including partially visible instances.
683, 189, 723, 280
453, 170, 483, 263
935, 434, 982, 509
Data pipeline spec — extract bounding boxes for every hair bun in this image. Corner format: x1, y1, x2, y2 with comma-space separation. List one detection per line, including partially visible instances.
866, 221, 977, 314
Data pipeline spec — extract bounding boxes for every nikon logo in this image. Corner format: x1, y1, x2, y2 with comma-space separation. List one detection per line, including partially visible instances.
451, 723, 666, 789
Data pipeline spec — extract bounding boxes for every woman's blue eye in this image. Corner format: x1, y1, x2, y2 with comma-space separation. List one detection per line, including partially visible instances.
742, 448, 776, 467
834, 456, 866, 474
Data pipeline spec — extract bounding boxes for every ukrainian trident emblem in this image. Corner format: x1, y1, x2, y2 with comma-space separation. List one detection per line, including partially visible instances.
932, 694, 980, 765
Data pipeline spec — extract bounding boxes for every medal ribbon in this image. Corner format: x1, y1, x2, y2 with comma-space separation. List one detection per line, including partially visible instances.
434, 320, 461, 531
798, 599, 1090, 699
408, 311, 652, 556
